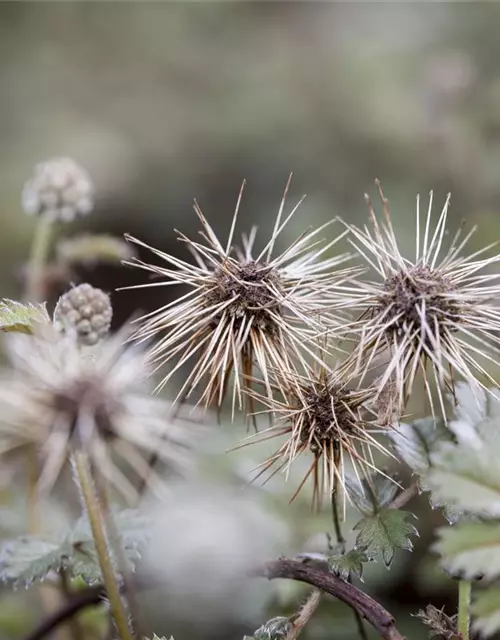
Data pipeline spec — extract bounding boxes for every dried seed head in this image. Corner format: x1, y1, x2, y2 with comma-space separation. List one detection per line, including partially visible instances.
53, 283, 112, 346
22, 157, 94, 221
239, 364, 394, 512
123, 177, 357, 415
0, 324, 205, 502
341, 183, 500, 419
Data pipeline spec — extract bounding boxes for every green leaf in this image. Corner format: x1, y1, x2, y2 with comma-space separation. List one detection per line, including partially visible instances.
345, 474, 400, 516
472, 588, 500, 638
427, 446, 500, 517
391, 418, 451, 475
0, 300, 50, 334
354, 509, 418, 567
0, 508, 151, 587
433, 521, 500, 580
413, 605, 457, 639
0, 535, 70, 587
253, 617, 291, 640
328, 549, 371, 581
56, 234, 136, 266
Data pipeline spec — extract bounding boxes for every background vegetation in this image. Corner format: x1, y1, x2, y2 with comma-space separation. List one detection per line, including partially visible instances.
2, 3, 500, 639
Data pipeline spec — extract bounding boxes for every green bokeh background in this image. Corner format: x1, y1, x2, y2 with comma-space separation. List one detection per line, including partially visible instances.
1, 3, 500, 639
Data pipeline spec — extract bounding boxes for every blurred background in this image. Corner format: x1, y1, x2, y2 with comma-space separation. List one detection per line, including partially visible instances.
2, 2, 500, 639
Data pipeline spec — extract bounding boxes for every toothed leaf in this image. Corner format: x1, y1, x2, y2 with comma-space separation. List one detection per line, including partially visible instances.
0, 300, 50, 334
0, 535, 70, 587
328, 549, 371, 581
345, 474, 400, 516
390, 418, 451, 475
433, 521, 500, 580
354, 509, 417, 567
253, 617, 291, 639
472, 588, 500, 638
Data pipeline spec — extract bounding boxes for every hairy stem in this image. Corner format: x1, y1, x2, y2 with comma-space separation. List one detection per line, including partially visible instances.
73, 451, 134, 640
26, 214, 53, 302
59, 569, 85, 640
458, 580, 471, 640
287, 589, 321, 640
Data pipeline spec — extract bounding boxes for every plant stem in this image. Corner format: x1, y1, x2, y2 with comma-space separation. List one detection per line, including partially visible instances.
458, 580, 471, 640
286, 589, 321, 640
59, 569, 85, 640
72, 451, 135, 640
331, 491, 369, 640
26, 214, 54, 302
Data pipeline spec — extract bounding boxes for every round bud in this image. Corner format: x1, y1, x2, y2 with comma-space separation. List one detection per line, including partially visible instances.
22, 157, 94, 222
54, 283, 112, 346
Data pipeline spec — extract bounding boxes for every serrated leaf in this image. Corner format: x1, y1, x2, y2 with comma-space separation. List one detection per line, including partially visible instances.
344, 474, 400, 516
391, 418, 451, 475
0, 535, 70, 587
354, 509, 418, 567
253, 617, 291, 640
427, 446, 500, 517
472, 588, 500, 637
328, 549, 371, 581
413, 605, 457, 639
57, 234, 136, 266
0, 300, 50, 334
448, 383, 500, 449
433, 521, 500, 580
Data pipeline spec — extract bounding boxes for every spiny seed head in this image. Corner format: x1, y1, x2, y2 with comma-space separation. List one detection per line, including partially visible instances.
53, 283, 112, 346
122, 177, 356, 416
341, 182, 500, 420
0, 324, 205, 502
22, 157, 94, 221
239, 364, 394, 512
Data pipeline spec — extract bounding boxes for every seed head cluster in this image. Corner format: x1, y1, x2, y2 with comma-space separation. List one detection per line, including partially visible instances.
341, 183, 500, 420
54, 283, 113, 346
124, 177, 356, 417
241, 365, 392, 511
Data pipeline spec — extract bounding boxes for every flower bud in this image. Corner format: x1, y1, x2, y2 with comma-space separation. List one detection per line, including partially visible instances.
22, 157, 94, 221
54, 283, 112, 346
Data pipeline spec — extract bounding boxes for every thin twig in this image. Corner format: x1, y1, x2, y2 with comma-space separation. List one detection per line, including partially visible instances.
286, 589, 321, 640
389, 480, 419, 510
22, 558, 405, 640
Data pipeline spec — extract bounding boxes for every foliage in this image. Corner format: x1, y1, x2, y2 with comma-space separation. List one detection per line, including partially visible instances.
0, 299, 50, 334
0, 509, 150, 587
328, 548, 372, 581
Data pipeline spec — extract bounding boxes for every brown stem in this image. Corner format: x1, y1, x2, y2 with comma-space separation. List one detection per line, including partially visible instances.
286, 589, 321, 640
23, 558, 405, 640
390, 480, 419, 510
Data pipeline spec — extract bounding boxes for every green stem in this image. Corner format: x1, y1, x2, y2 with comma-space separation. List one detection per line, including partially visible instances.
458, 580, 471, 640
26, 214, 54, 302
331, 490, 369, 640
73, 451, 134, 640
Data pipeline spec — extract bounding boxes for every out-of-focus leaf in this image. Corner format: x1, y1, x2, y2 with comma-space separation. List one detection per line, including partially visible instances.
253, 617, 291, 640
344, 474, 400, 516
472, 588, 500, 638
0, 300, 50, 334
57, 234, 136, 266
0, 508, 151, 587
354, 509, 418, 567
433, 521, 500, 580
328, 549, 371, 581
390, 418, 451, 475
413, 604, 457, 639
0, 535, 69, 587
427, 446, 500, 517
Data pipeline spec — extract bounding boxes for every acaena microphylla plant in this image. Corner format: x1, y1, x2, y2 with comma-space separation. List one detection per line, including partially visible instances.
122, 176, 358, 417
236, 357, 397, 515
339, 181, 500, 420
0, 318, 203, 503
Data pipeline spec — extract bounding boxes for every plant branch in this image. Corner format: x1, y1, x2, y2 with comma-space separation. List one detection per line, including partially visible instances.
23, 557, 405, 640
287, 589, 321, 640
390, 480, 419, 510
458, 580, 471, 640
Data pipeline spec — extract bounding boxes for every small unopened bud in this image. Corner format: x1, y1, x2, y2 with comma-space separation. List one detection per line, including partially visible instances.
22, 157, 94, 221
54, 283, 112, 346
